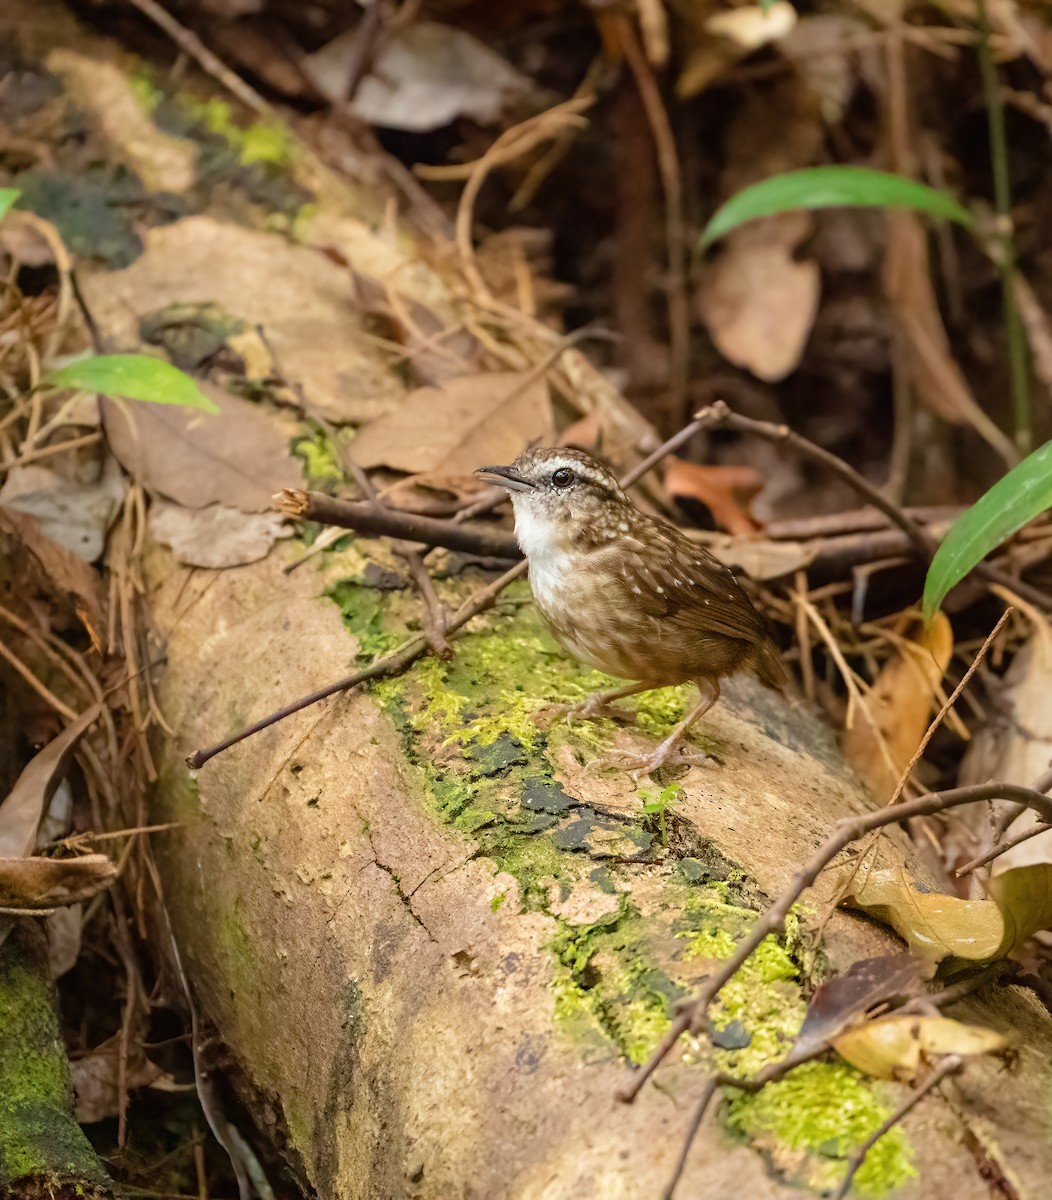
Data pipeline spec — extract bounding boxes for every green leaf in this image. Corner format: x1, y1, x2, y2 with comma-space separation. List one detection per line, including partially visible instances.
923, 439, 1052, 622
44, 354, 219, 413
699, 166, 974, 249
0, 188, 20, 221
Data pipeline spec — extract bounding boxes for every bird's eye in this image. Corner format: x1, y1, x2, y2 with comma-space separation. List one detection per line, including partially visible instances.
551, 467, 575, 488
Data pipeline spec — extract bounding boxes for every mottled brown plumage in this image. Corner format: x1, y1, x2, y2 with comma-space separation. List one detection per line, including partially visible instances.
476, 447, 785, 777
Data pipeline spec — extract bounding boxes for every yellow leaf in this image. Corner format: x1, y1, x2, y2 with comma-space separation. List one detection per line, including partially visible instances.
833, 1015, 1006, 1081
841, 864, 1052, 964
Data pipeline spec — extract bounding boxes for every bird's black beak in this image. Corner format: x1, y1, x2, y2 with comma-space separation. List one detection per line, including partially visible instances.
474, 464, 535, 493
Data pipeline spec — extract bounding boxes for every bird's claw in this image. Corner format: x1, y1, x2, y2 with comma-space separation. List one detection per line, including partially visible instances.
585, 744, 716, 782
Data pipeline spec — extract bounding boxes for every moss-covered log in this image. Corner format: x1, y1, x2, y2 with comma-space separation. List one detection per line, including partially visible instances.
147, 540, 1052, 1199
0, 922, 113, 1200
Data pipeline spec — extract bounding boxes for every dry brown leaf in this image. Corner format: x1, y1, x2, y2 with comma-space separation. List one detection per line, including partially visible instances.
0, 507, 106, 642
883, 212, 1017, 465
47, 904, 82, 978
0, 853, 116, 907
149, 501, 292, 569
72, 1035, 170, 1124
842, 612, 953, 801
708, 536, 817, 581
78, 217, 408, 425
840, 863, 1052, 964
102, 383, 299, 513
697, 219, 820, 382
833, 1015, 1006, 1082
351, 372, 552, 477
663, 456, 763, 535
0, 706, 101, 861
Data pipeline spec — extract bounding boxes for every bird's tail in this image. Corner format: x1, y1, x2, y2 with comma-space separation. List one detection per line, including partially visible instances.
752, 637, 789, 693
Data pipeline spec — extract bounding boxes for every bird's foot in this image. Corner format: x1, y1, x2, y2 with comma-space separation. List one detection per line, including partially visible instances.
587, 740, 717, 783
534, 696, 637, 729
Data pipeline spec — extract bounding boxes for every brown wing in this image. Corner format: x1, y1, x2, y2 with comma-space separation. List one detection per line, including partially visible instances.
603, 519, 770, 645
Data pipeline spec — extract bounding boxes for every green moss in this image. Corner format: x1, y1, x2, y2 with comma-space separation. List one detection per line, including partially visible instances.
726, 1062, 915, 1196
291, 429, 348, 487
0, 927, 107, 1186
327, 580, 404, 662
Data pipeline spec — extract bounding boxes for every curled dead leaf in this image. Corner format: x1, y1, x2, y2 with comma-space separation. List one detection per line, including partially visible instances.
839, 863, 1052, 964
351, 372, 552, 478
843, 612, 953, 801
833, 1015, 1006, 1082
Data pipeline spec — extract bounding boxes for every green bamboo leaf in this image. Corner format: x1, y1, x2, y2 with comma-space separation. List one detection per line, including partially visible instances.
44, 354, 219, 413
923, 439, 1052, 623
0, 188, 20, 221
699, 166, 974, 249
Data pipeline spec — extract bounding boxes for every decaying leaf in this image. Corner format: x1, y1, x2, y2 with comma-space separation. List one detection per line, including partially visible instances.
0, 506, 106, 642
0, 456, 125, 562
832, 1015, 1006, 1082
663, 456, 763, 535
0, 705, 101, 860
839, 864, 1052, 964
697, 219, 820, 382
72, 1035, 171, 1124
47, 904, 82, 979
149, 500, 292, 569
78, 216, 408, 425
842, 612, 953, 801
792, 955, 930, 1058
0, 853, 116, 908
102, 383, 299, 513
351, 372, 553, 477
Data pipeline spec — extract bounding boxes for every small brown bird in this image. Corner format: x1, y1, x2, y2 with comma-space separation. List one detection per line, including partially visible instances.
476, 447, 786, 778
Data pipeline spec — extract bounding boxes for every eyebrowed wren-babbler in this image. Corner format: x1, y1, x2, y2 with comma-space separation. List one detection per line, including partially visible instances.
475, 447, 786, 779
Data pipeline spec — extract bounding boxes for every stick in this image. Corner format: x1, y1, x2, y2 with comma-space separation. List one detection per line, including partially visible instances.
956, 819, 1052, 876
832, 1057, 963, 1199
275, 490, 521, 559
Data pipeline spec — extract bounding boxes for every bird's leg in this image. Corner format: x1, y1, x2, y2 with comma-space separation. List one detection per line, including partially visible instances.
534, 680, 654, 728
590, 678, 721, 782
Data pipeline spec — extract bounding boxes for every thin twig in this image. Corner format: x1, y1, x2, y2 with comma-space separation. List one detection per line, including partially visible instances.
832, 1056, 963, 1199
342, 451, 452, 657
126, 0, 276, 121
661, 1077, 718, 1199
956, 819, 1052, 876
190, 421, 704, 768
